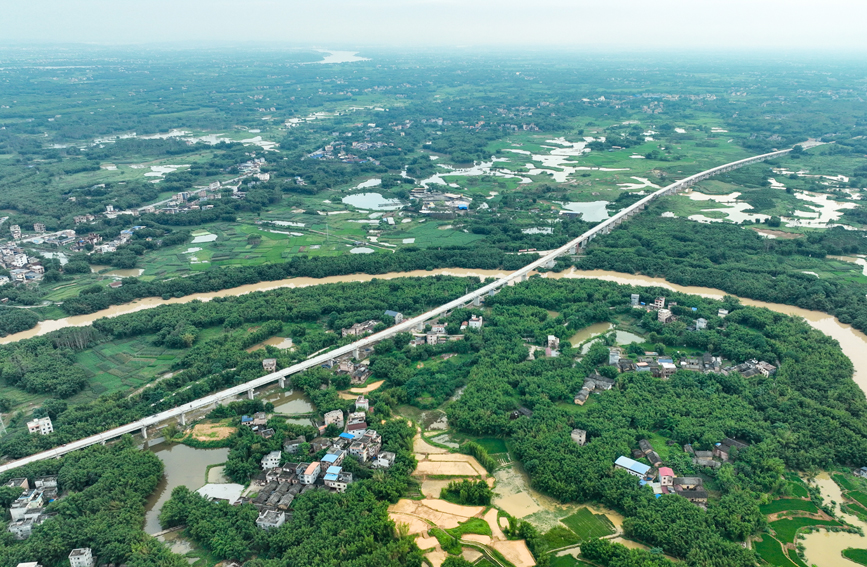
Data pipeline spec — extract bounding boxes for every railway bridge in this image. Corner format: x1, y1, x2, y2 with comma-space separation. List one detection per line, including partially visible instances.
0, 147, 793, 473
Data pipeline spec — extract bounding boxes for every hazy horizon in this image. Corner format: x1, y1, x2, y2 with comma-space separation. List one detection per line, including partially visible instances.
2, 0, 866, 53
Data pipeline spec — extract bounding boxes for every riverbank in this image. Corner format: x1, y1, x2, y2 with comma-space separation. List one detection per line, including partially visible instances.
5, 266, 867, 395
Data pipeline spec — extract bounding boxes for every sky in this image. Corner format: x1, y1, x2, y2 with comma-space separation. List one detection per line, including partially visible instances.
2, 0, 866, 52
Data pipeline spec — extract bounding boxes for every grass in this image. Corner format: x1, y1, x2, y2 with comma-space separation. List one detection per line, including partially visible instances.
769, 517, 841, 544
754, 536, 800, 567
788, 482, 810, 499
849, 491, 867, 509
842, 548, 867, 567
429, 527, 461, 555
446, 517, 492, 538
560, 508, 616, 541
540, 525, 581, 550
473, 437, 508, 455
759, 499, 819, 515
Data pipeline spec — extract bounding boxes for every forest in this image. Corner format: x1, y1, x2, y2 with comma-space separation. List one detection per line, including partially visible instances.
574, 211, 867, 335
0, 437, 187, 567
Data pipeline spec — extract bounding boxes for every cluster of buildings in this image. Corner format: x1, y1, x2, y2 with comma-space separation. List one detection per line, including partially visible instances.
241, 412, 274, 439
573, 372, 615, 405
6, 476, 59, 539
685, 438, 749, 469
613, 439, 710, 507
605, 436, 749, 508
0, 245, 44, 285
245, 413, 395, 530
409, 188, 472, 218
306, 141, 382, 165
407, 315, 481, 347
16, 548, 93, 567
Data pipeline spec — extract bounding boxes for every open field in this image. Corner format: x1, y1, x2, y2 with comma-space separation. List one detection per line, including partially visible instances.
189, 421, 235, 442
560, 508, 616, 541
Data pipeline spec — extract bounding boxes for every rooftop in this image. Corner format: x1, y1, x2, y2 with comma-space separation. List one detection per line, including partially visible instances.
614, 456, 651, 475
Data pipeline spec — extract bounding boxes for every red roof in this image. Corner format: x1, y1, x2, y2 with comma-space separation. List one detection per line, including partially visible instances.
658, 467, 675, 477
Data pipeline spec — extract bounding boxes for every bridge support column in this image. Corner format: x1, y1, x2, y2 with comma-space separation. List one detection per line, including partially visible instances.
520, 274, 528, 283
569, 245, 577, 255
544, 259, 556, 269
247, 389, 254, 400
473, 296, 481, 307
101, 440, 106, 445
141, 426, 148, 439
279, 376, 286, 389
354, 348, 361, 360
180, 413, 186, 426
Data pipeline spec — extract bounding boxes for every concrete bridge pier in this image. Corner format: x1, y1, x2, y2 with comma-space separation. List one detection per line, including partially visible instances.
279, 376, 286, 389
179, 413, 186, 426
101, 440, 106, 446
569, 245, 577, 255
473, 296, 481, 307
247, 388, 255, 400
141, 426, 148, 439
544, 259, 556, 269
520, 274, 528, 282
354, 347, 361, 359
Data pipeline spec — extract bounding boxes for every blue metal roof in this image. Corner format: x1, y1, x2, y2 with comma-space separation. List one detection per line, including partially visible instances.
324, 473, 338, 481
339, 432, 355, 439
322, 454, 338, 463
326, 466, 342, 475
614, 456, 651, 475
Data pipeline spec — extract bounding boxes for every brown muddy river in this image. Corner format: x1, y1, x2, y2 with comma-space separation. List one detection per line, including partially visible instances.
4, 266, 867, 390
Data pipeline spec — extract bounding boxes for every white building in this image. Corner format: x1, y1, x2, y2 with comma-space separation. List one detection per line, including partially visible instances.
27, 417, 53, 436
696, 318, 707, 330
468, 315, 483, 329
631, 294, 640, 306
718, 309, 729, 318
256, 510, 286, 530
12, 254, 28, 268
547, 335, 560, 350
658, 309, 673, 324
653, 297, 665, 309
298, 462, 321, 485
261, 451, 281, 469
69, 548, 94, 567
571, 429, 587, 446
355, 396, 369, 411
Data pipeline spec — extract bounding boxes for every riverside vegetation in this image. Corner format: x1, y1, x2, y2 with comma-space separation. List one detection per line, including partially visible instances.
2, 277, 867, 565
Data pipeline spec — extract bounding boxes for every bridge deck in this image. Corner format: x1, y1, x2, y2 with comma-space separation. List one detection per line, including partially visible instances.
0, 148, 792, 473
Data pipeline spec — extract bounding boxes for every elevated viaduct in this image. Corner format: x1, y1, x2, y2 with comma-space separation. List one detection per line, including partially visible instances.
0, 147, 792, 473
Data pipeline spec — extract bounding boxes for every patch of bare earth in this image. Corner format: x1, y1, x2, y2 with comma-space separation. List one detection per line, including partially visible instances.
190, 422, 235, 441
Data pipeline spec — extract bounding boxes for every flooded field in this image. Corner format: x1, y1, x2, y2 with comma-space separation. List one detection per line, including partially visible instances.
142, 440, 229, 534
801, 473, 867, 567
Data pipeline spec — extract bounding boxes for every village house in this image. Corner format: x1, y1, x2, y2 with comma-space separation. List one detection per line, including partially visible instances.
718, 308, 729, 318
468, 315, 483, 329
241, 412, 267, 429
322, 448, 346, 468
855, 467, 867, 479
26, 417, 53, 436
431, 323, 447, 334
653, 297, 666, 310
614, 456, 652, 479
284, 436, 306, 454
631, 293, 640, 306
658, 309, 673, 324
695, 318, 707, 330
323, 466, 353, 492
68, 548, 94, 567
355, 396, 369, 411
256, 510, 286, 530
384, 310, 404, 324
261, 451, 281, 470
342, 320, 378, 338
571, 429, 587, 446
262, 358, 277, 372
608, 347, 622, 365
713, 438, 748, 462
548, 335, 560, 350
297, 462, 321, 485
374, 451, 397, 468
324, 409, 344, 428
658, 467, 674, 487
